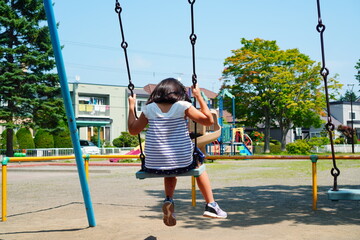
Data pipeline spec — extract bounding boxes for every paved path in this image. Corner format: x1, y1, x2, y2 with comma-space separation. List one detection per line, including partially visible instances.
1, 160, 360, 240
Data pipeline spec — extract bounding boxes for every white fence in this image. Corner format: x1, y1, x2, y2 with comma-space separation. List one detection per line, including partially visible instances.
314, 144, 360, 153
0, 147, 134, 159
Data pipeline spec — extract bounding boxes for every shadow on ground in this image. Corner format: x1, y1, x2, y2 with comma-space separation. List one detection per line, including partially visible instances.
143, 185, 360, 229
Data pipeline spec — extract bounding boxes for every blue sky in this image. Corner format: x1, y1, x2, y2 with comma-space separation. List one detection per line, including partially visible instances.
52, 0, 360, 96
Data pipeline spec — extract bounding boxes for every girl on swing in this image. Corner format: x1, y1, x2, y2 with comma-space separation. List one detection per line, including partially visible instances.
128, 77, 227, 226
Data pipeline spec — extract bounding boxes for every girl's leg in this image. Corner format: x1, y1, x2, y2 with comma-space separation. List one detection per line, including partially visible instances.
197, 171, 228, 218
163, 177, 177, 226
195, 171, 214, 203
164, 177, 177, 198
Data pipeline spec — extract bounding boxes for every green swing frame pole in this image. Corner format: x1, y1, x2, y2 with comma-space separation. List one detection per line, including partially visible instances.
43, 0, 96, 227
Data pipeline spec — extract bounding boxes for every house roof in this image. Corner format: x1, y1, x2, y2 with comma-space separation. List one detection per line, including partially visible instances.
127, 88, 149, 98
143, 84, 157, 95
222, 109, 235, 123
143, 84, 218, 99
320, 110, 342, 128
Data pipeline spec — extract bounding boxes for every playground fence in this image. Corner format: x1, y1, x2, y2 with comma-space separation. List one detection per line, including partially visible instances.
0, 147, 133, 160
314, 144, 360, 153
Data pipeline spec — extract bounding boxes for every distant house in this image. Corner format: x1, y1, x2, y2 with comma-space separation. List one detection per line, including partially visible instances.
65, 82, 219, 145
68, 82, 129, 144
329, 101, 360, 138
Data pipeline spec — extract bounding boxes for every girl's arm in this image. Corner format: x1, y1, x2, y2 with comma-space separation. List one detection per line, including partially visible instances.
185, 84, 214, 126
128, 94, 148, 135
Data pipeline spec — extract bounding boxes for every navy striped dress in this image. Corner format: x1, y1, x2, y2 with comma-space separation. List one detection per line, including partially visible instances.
142, 101, 194, 173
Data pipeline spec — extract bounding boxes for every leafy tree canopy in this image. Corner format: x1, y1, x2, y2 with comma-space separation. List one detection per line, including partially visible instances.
0, 0, 66, 155
222, 38, 341, 152
355, 59, 360, 82
338, 89, 357, 102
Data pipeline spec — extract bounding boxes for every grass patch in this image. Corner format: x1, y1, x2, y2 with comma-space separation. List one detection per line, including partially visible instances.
205, 159, 360, 181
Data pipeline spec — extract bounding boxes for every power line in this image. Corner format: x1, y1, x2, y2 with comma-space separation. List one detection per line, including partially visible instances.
65, 62, 221, 80
62, 40, 222, 62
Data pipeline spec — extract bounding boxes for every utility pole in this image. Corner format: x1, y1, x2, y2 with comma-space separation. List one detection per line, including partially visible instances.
348, 84, 355, 153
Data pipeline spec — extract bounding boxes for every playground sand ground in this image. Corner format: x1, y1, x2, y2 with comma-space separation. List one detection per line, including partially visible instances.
1, 159, 360, 240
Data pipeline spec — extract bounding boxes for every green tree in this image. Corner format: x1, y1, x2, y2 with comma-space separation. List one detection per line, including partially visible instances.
16, 127, 35, 149
339, 89, 357, 102
222, 38, 341, 152
1, 129, 18, 149
0, 0, 65, 157
34, 129, 54, 148
355, 59, 360, 82
113, 132, 141, 148
53, 125, 72, 148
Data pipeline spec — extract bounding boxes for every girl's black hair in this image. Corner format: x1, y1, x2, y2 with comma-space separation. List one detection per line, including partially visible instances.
147, 78, 192, 104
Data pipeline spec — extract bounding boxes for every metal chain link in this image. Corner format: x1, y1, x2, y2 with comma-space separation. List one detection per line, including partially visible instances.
189, 0, 197, 88
115, 0, 145, 168
189, 0, 198, 149
316, 0, 339, 191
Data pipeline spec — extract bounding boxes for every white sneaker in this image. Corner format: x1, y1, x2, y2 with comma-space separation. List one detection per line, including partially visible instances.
203, 202, 227, 219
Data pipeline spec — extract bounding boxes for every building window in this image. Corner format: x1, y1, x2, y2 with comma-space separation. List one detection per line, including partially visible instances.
137, 99, 147, 112
349, 111, 356, 120
79, 96, 106, 105
310, 132, 321, 138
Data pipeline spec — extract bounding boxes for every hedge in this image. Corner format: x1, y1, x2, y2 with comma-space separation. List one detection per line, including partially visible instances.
16, 127, 35, 149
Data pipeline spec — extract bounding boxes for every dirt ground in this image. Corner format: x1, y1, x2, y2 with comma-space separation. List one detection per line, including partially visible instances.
0, 160, 360, 240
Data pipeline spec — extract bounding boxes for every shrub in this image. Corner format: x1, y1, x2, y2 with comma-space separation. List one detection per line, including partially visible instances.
270, 139, 281, 145
286, 139, 312, 154
334, 137, 345, 144
307, 137, 330, 147
270, 145, 282, 154
249, 131, 264, 145
34, 129, 54, 148
113, 132, 141, 147
16, 127, 35, 149
1, 129, 19, 149
90, 135, 104, 147
53, 127, 72, 148
253, 145, 263, 154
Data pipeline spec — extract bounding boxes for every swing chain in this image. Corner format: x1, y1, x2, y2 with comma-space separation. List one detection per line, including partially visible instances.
115, 0, 135, 98
189, 0, 198, 150
316, 0, 339, 191
189, 0, 197, 88
115, 0, 145, 169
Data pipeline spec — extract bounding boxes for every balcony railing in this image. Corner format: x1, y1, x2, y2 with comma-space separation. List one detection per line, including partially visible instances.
78, 104, 110, 117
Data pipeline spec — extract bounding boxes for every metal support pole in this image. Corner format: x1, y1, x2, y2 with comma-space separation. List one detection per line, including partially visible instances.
191, 176, 196, 207
1, 158, 9, 222
97, 126, 101, 148
43, 0, 96, 227
310, 155, 318, 210
351, 98, 354, 153
84, 155, 90, 181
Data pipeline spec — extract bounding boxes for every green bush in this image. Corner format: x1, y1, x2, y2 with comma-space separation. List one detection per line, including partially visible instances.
249, 131, 264, 145
53, 127, 72, 148
286, 139, 312, 154
16, 127, 35, 149
34, 129, 54, 148
113, 132, 141, 147
90, 135, 104, 147
270, 139, 281, 145
253, 145, 263, 154
334, 137, 345, 144
270, 145, 282, 154
1, 129, 19, 149
307, 137, 330, 147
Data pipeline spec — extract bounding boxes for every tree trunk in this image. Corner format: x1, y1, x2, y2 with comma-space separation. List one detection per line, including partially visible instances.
281, 128, 289, 152
264, 109, 271, 153
6, 128, 14, 157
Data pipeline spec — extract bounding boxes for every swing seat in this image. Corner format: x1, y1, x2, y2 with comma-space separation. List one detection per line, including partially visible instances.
136, 164, 206, 179
327, 188, 360, 201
